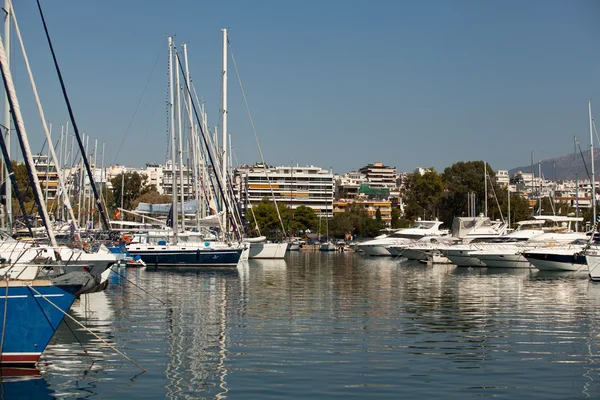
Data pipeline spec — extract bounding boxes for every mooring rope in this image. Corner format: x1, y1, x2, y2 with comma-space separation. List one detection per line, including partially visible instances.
27, 284, 146, 372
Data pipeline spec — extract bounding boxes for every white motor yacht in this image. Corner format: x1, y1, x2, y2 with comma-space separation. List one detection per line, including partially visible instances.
358, 219, 447, 256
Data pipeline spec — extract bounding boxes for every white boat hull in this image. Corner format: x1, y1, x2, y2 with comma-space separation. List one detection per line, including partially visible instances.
248, 242, 287, 259
471, 253, 531, 268
445, 250, 485, 267
358, 244, 392, 256
586, 254, 600, 281
319, 243, 336, 252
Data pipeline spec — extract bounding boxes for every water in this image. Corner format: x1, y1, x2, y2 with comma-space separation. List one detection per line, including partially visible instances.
12, 252, 600, 399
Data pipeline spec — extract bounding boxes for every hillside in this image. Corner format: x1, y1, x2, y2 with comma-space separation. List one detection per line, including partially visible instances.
508, 148, 600, 181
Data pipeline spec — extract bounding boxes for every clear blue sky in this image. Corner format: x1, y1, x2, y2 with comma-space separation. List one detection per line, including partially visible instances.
8, 0, 600, 175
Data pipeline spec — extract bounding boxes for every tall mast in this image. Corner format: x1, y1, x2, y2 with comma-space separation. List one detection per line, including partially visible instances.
590, 100, 596, 223
221, 28, 228, 236
575, 136, 579, 231
100, 141, 104, 229
484, 160, 487, 217
507, 183, 511, 230
538, 160, 542, 215
182, 42, 201, 231
175, 51, 185, 232
3, 0, 11, 231
530, 151, 534, 216
36, 1, 110, 230
0, 33, 57, 246
9, 4, 81, 231
168, 36, 178, 243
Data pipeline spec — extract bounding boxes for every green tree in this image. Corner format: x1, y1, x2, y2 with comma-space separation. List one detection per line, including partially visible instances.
402, 169, 444, 221
247, 198, 289, 238
491, 187, 531, 227
132, 190, 172, 211
440, 161, 495, 226
390, 207, 401, 228
110, 172, 150, 216
290, 205, 318, 234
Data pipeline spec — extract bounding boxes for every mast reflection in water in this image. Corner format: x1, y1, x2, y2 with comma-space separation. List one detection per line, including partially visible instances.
33, 254, 600, 399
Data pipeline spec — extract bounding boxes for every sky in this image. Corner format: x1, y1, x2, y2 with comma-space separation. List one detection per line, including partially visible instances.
6, 0, 600, 176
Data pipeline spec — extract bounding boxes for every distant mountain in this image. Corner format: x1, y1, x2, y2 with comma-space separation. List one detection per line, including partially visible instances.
508, 148, 600, 181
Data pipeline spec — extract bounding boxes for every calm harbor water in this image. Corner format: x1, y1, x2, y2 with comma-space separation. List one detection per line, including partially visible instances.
12, 252, 600, 399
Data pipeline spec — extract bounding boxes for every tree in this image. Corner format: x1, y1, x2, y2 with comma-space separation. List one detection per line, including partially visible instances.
440, 161, 496, 226
132, 190, 172, 210
110, 172, 150, 214
402, 169, 444, 221
491, 187, 531, 227
290, 205, 318, 234
246, 198, 289, 238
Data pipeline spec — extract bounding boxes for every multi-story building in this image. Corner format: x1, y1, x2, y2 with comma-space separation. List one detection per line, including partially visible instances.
33, 154, 59, 199
496, 170, 509, 187
162, 160, 195, 201
237, 164, 334, 217
358, 162, 398, 190
335, 171, 366, 199
333, 199, 392, 227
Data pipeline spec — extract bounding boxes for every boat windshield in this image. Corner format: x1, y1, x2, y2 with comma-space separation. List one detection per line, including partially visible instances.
410, 222, 436, 229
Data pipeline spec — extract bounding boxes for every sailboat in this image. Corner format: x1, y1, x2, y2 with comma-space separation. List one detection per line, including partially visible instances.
0, 3, 102, 365
127, 34, 245, 267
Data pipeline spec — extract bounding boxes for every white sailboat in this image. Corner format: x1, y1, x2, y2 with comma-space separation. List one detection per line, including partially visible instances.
127, 34, 245, 267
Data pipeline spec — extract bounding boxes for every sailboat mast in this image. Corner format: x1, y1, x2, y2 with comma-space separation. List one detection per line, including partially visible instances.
575, 136, 579, 230
221, 28, 228, 236
507, 185, 511, 230
3, 0, 11, 232
36, 0, 110, 231
0, 34, 57, 246
168, 36, 178, 243
484, 160, 487, 217
182, 42, 201, 231
175, 51, 185, 232
590, 100, 596, 223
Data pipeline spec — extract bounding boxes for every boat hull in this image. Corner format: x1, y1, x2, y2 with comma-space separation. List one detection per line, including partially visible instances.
0, 282, 79, 365
445, 250, 486, 267
319, 243, 336, 252
586, 254, 600, 281
523, 251, 585, 271
248, 242, 287, 259
358, 244, 392, 256
401, 249, 427, 260
129, 248, 242, 267
471, 253, 531, 268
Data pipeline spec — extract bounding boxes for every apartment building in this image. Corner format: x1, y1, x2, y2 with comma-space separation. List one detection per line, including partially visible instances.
237, 164, 334, 217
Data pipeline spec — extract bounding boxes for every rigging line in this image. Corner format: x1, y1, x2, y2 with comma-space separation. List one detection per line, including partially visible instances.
28, 284, 146, 372
227, 40, 287, 237
113, 38, 166, 165
486, 174, 504, 223
108, 266, 168, 306
175, 55, 238, 240
577, 141, 592, 181
35, 0, 110, 231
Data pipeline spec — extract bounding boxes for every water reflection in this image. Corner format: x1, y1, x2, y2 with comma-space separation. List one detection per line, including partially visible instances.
30, 252, 600, 398
0, 368, 52, 400
144, 268, 241, 399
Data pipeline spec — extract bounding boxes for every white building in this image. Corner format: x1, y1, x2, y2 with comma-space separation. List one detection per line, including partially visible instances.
237, 164, 334, 217
335, 171, 366, 199
359, 162, 398, 190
